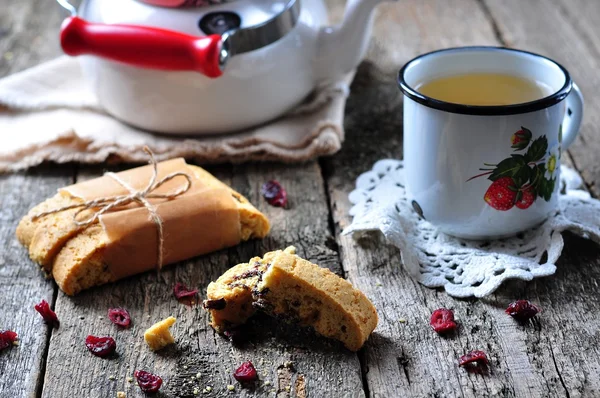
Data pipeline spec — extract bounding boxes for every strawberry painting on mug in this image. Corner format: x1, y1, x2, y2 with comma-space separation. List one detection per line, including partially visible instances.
467, 126, 561, 211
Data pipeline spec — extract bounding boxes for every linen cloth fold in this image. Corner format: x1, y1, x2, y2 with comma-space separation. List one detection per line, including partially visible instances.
0, 57, 352, 173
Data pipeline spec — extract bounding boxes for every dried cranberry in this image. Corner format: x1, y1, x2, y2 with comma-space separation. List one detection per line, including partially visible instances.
34, 299, 60, 328
233, 361, 258, 383
459, 350, 489, 372
261, 180, 288, 207
430, 308, 457, 334
134, 370, 163, 393
107, 308, 131, 328
173, 282, 198, 301
85, 335, 116, 358
505, 300, 541, 322
0, 330, 18, 351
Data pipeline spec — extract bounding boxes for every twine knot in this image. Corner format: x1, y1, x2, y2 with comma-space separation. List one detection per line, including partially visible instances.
32, 147, 193, 270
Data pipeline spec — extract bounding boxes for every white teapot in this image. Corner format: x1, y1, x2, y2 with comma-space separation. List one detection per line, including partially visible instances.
57, 0, 394, 134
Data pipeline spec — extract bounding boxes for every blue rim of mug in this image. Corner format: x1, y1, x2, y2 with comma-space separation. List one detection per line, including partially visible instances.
397, 46, 572, 116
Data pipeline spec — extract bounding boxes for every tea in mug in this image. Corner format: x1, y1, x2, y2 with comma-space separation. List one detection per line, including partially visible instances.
416, 73, 551, 106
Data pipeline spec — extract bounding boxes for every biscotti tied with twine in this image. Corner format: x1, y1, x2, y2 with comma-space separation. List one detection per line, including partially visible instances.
16, 157, 270, 295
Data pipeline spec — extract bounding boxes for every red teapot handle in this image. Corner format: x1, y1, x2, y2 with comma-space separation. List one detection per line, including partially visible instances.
60, 16, 226, 78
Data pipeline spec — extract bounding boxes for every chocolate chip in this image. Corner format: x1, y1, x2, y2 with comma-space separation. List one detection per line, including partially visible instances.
233, 269, 262, 281
227, 282, 251, 290
252, 298, 275, 313
252, 287, 270, 298
203, 298, 226, 310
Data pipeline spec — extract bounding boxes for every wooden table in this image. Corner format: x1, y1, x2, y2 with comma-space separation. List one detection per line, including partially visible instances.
2, 1, 600, 397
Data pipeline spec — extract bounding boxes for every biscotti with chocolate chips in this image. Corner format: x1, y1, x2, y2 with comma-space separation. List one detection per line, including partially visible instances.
204, 247, 378, 351
204, 247, 295, 332
16, 160, 270, 295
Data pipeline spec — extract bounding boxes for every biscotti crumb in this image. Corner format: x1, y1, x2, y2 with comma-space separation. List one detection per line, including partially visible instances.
193, 387, 199, 395
108, 375, 115, 381
116, 392, 126, 398
227, 385, 235, 391
264, 381, 271, 386
126, 377, 133, 383
399, 318, 407, 323
144, 316, 176, 351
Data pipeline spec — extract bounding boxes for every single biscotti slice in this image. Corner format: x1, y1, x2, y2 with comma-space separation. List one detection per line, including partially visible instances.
204, 247, 295, 332
16, 193, 75, 249
50, 224, 112, 296
254, 249, 378, 351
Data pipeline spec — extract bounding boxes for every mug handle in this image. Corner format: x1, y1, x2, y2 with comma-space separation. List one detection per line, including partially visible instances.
561, 82, 584, 149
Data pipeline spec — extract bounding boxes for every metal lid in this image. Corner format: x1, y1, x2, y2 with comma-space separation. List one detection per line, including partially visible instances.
138, 0, 235, 7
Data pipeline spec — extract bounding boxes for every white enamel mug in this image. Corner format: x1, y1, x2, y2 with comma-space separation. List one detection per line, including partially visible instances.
398, 47, 583, 239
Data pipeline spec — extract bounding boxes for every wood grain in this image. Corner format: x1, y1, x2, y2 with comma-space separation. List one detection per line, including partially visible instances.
325, 0, 600, 397
4, 0, 600, 397
40, 162, 363, 398
0, 0, 75, 77
0, 4, 77, 395
0, 166, 72, 397
479, 3, 600, 396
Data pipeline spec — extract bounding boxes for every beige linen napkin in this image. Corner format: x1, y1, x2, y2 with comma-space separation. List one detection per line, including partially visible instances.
0, 57, 352, 173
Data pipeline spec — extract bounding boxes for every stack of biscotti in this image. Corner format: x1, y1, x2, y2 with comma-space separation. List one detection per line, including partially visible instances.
204, 247, 378, 351
17, 161, 270, 295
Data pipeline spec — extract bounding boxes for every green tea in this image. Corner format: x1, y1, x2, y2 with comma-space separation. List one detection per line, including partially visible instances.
416, 73, 551, 106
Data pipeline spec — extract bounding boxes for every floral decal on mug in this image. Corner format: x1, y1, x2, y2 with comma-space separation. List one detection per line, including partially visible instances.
467, 126, 561, 211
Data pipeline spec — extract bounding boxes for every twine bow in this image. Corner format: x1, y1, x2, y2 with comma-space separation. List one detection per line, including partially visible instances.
32, 147, 193, 270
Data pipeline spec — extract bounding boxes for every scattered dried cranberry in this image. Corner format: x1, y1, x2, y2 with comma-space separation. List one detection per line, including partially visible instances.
173, 282, 198, 301
0, 330, 18, 351
134, 370, 163, 393
505, 300, 541, 322
85, 335, 116, 358
34, 299, 60, 328
459, 350, 489, 372
430, 308, 457, 334
107, 308, 131, 328
261, 180, 288, 207
233, 361, 258, 383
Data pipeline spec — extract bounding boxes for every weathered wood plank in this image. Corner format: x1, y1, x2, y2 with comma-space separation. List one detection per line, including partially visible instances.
0, 0, 74, 77
41, 162, 364, 398
479, 3, 600, 396
325, 0, 600, 397
0, 1, 78, 397
0, 166, 73, 397
482, 0, 600, 198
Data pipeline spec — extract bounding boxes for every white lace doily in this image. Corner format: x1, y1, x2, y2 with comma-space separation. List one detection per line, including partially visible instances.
343, 160, 600, 298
